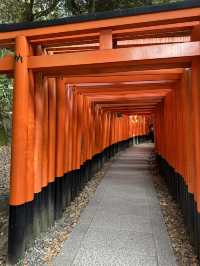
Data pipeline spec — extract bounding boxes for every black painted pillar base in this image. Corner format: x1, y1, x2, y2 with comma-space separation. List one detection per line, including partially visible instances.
8, 204, 26, 265
55, 177, 63, 220
157, 154, 200, 262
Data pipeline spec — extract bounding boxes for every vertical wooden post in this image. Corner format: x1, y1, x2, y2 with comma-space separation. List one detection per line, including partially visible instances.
192, 57, 200, 252
25, 53, 35, 248
8, 35, 31, 265
32, 46, 45, 237
47, 77, 56, 226
77, 94, 83, 170
42, 77, 49, 188
47, 51, 57, 224
33, 46, 44, 195
191, 26, 200, 255
181, 70, 196, 243
55, 77, 66, 219
64, 85, 70, 174
64, 84, 71, 205
67, 85, 73, 174
100, 29, 113, 50
40, 76, 49, 231
72, 90, 80, 195
72, 90, 78, 171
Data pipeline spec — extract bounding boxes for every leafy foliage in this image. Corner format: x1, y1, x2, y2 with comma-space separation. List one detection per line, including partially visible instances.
0, 75, 13, 143
0, 49, 13, 144
62, 0, 183, 15
0, 0, 184, 23
0, 0, 64, 23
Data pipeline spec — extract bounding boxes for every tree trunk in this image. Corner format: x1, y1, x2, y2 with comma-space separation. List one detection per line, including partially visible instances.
21, 0, 34, 22
89, 0, 96, 14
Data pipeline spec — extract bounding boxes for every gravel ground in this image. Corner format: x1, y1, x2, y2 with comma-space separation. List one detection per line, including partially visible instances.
0, 146, 10, 266
0, 146, 10, 195
17, 158, 114, 266
149, 153, 199, 266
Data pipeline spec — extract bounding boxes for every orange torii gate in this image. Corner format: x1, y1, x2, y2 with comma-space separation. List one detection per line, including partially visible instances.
0, 0, 200, 264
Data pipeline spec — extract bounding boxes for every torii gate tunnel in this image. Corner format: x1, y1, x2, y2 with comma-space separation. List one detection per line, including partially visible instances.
1, 0, 200, 264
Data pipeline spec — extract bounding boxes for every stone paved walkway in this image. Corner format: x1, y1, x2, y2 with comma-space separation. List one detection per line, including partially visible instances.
54, 144, 177, 266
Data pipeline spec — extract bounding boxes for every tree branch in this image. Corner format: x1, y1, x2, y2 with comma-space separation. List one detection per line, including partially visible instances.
34, 0, 60, 19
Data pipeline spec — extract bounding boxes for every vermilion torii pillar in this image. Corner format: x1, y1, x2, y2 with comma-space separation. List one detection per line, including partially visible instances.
191, 26, 200, 256
9, 36, 33, 264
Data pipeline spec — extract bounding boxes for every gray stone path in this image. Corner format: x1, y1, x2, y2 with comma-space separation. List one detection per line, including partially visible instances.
54, 144, 177, 266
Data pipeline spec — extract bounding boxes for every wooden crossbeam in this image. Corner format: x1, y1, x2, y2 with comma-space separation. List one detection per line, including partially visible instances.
1, 42, 196, 74
101, 107, 157, 112
1, 42, 197, 74
35, 21, 197, 48
102, 107, 156, 110
64, 74, 180, 84
0, 55, 14, 74
45, 36, 190, 54
75, 83, 173, 92
28, 42, 200, 73
87, 93, 165, 99
80, 90, 170, 97
77, 69, 184, 76
90, 99, 164, 104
